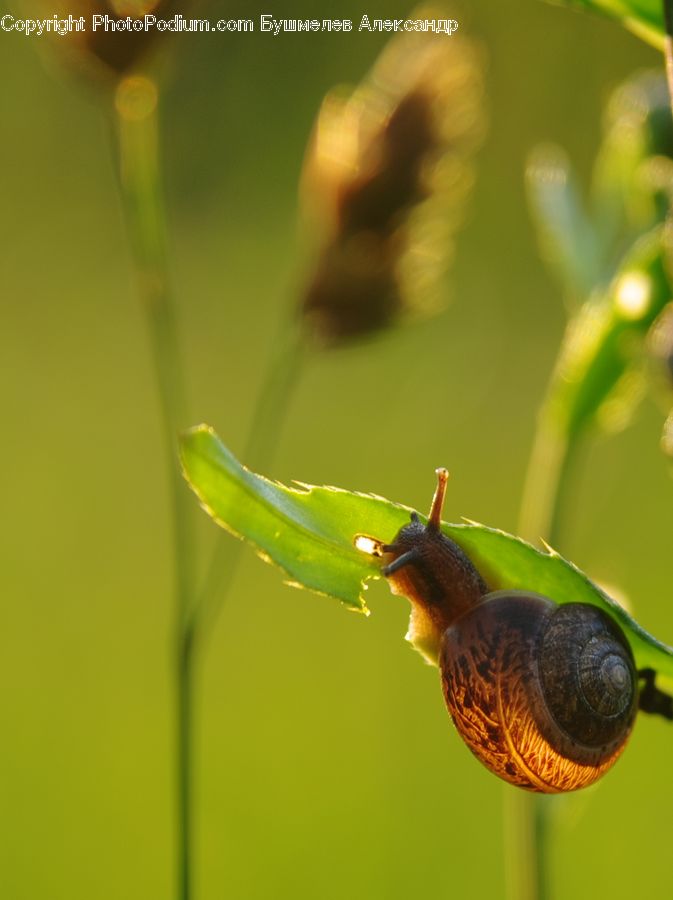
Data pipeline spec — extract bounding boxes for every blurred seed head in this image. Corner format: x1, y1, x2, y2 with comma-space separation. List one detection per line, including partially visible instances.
299, 14, 485, 345
29, 0, 190, 81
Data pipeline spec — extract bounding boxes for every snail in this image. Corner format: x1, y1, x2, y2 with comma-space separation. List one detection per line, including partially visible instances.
377, 469, 672, 793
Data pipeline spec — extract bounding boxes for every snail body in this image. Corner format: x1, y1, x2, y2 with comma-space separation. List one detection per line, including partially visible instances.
381, 469, 639, 793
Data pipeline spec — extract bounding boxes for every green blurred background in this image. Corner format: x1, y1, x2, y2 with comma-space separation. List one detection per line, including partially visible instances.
2, 1, 673, 898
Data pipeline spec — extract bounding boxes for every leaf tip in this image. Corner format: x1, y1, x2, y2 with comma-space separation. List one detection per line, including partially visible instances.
178, 422, 217, 472
180, 422, 215, 443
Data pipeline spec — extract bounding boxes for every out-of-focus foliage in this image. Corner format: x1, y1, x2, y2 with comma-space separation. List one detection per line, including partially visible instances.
663, 410, 673, 454
648, 300, 673, 455
525, 145, 601, 298
551, 0, 666, 49
299, 21, 485, 344
528, 71, 673, 302
527, 72, 673, 448
593, 72, 673, 259
548, 228, 669, 439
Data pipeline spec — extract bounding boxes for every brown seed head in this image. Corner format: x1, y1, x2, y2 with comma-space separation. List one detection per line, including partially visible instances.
300, 16, 485, 345
28, 0, 193, 81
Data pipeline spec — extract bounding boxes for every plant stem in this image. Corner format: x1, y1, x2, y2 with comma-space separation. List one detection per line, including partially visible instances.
505, 413, 582, 900
177, 619, 195, 900
112, 74, 195, 900
503, 787, 537, 900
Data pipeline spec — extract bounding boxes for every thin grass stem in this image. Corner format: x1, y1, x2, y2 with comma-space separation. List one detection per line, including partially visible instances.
111, 74, 195, 900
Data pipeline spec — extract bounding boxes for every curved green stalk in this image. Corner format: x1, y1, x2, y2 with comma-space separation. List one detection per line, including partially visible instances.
111, 75, 195, 900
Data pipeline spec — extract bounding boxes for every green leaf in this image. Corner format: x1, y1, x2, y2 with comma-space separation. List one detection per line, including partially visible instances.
180, 426, 673, 680
553, 0, 666, 49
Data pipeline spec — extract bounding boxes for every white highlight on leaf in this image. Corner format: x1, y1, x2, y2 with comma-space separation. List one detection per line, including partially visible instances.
354, 534, 383, 557
615, 271, 651, 320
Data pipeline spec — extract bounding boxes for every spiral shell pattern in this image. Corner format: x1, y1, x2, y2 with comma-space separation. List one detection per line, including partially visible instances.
440, 592, 638, 793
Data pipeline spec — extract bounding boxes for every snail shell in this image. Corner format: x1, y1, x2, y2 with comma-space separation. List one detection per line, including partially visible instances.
380, 469, 643, 792
440, 591, 638, 792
